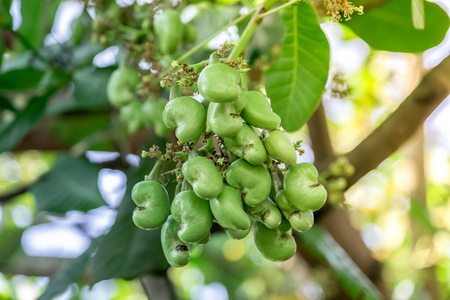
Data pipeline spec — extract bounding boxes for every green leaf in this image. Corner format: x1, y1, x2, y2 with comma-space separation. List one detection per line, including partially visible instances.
0, 93, 49, 152
410, 196, 435, 233
0, 0, 12, 28
297, 226, 382, 300
49, 113, 113, 151
38, 245, 94, 300
411, 0, 425, 29
30, 155, 105, 214
18, 0, 61, 50
0, 68, 45, 90
91, 156, 172, 283
73, 66, 115, 108
0, 29, 3, 68
265, 2, 330, 132
346, 0, 449, 52
0, 94, 16, 111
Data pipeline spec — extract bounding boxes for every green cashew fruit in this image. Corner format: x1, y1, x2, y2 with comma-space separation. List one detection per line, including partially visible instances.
183, 23, 197, 44
161, 216, 190, 267
182, 156, 223, 200
241, 91, 281, 130
245, 198, 282, 229
275, 190, 314, 232
210, 185, 251, 231
235, 93, 246, 113
253, 218, 296, 262
223, 123, 267, 165
196, 232, 210, 245
106, 68, 140, 107
131, 180, 170, 230
225, 226, 251, 240
264, 130, 297, 166
197, 54, 241, 103
225, 159, 271, 207
207, 102, 242, 137
154, 10, 183, 55
283, 163, 327, 212
171, 190, 213, 243
119, 101, 145, 134
162, 97, 206, 144
141, 99, 172, 137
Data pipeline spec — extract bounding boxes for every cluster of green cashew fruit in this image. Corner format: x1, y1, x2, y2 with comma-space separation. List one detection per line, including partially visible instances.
131, 52, 327, 267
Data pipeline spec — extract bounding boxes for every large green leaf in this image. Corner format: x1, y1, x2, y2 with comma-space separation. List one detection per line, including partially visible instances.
18, 0, 61, 50
49, 113, 113, 151
297, 226, 382, 300
0, 93, 49, 152
0, 93, 16, 111
0, 68, 45, 90
73, 66, 115, 108
0, 0, 12, 28
265, 2, 330, 132
346, 0, 449, 52
90, 166, 169, 283
30, 155, 105, 214
38, 245, 94, 300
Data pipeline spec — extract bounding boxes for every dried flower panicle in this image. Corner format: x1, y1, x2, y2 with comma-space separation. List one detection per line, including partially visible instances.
324, 0, 363, 22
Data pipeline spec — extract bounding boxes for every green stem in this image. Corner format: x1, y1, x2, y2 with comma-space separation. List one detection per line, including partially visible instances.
188, 148, 199, 160
148, 159, 164, 181
258, 0, 300, 19
169, 84, 181, 100
175, 182, 182, 195
176, 8, 256, 63
228, 0, 279, 60
181, 178, 192, 191
240, 72, 248, 91
174, 151, 189, 161
198, 136, 215, 156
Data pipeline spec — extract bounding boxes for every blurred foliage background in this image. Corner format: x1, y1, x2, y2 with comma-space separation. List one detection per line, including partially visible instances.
0, 0, 449, 299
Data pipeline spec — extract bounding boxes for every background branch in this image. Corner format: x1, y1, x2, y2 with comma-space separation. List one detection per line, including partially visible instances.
316, 55, 450, 188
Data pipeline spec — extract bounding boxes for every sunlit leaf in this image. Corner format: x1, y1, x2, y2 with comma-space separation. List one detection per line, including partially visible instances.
265, 2, 330, 132
411, 0, 425, 29
346, 0, 449, 52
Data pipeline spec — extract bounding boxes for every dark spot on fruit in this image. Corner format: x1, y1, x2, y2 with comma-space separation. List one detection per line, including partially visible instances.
261, 211, 269, 222
229, 113, 240, 118
289, 211, 299, 218
137, 206, 145, 211
242, 143, 254, 155
309, 183, 321, 189
175, 245, 188, 252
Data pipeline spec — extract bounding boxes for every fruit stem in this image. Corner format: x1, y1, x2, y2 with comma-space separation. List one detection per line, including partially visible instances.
176, 8, 256, 64
240, 72, 248, 91
228, 0, 279, 60
169, 84, 181, 100
258, 0, 300, 19
198, 136, 214, 156
148, 159, 164, 181
181, 178, 192, 191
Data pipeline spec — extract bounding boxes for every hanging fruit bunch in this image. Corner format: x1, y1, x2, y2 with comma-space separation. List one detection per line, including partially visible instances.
130, 50, 328, 267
